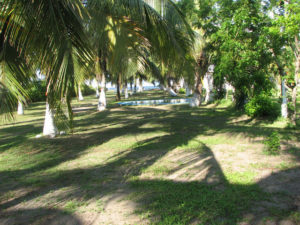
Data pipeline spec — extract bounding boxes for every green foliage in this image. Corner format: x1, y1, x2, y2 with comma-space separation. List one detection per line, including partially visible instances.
245, 93, 280, 118
264, 131, 281, 155
178, 87, 186, 94
212, 0, 273, 108
28, 81, 47, 102
81, 84, 95, 96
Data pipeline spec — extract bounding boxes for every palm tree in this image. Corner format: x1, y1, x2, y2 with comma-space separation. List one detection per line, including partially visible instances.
1, 0, 92, 135
1, 0, 193, 134
86, 0, 193, 104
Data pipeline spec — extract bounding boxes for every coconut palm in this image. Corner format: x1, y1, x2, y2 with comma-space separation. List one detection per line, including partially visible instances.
86, 0, 193, 104
0, 0, 92, 135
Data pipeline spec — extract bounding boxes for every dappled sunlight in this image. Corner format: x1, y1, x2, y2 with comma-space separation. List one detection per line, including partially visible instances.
1, 93, 300, 224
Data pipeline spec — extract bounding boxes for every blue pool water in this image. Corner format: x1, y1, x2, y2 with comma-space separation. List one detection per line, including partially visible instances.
118, 98, 192, 106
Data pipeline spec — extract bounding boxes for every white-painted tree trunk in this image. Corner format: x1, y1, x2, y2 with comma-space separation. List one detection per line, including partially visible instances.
125, 85, 129, 99
281, 79, 288, 118
190, 93, 201, 107
160, 84, 167, 91
179, 78, 185, 88
78, 84, 84, 101
130, 82, 133, 96
204, 73, 214, 103
98, 74, 106, 111
17, 101, 24, 115
205, 91, 214, 103
185, 85, 193, 96
95, 82, 100, 98
137, 78, 143, 92
167, 87, 177, 97
43, 101, 58, 137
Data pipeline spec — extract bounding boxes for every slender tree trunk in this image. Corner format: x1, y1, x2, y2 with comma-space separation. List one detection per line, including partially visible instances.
137, 77, 143, 93
167, 87, 178, 96
98, 73, 106, 111
116, 75, 121, 101
204, 73, 214, 103
271, 48, 288, 118
17, 100, 24, 115
78, 84, 84, 101
134, 78, 137, 94
43, 100, 58, 137
124, 81, 129, 99
292, 36, 299, 124
95, 81, 100, 98
281, 78, 288, 118
130, 81, 133, 95
190, 72, 203, 107
190, 51, 209, 107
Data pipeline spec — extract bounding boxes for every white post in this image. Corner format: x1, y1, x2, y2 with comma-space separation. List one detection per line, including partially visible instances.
98, 73, 106, 111
17, 101, 24, 115
43, 101, 58, 137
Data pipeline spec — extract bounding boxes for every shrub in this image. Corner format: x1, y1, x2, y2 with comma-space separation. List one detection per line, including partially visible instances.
178, 87, 186, 94
28, 80, 47, 102
245, 93, 280, 118
81, 83, 95, 96
264, 131, 281, 155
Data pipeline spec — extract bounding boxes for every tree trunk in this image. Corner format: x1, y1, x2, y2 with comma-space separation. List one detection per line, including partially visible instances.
17, 100, 24, 115
95, 81, 100, 98
291, 36, 299, 124
167, 87, 178, 97
78, 84, 84, 101
271, 48, 288, 118
204, 73, 214, 103
190, 51, 209, 107
281, 78, 288, 118
116, 75, 121, 101
98, 73, 106, 111
190, 75, 203, 107
137, 77, 143, 93
130, 81, 133, 95
124, 81, 129, 99
43, 101, 58, 137
134, 78, 137, 94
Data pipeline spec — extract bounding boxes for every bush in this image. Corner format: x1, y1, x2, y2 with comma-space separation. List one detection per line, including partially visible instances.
264, 131, 281, 155
178, 87, 186, 94
28, 80, 47, 102
245, 93, 280, 118
81, 83, 95, 96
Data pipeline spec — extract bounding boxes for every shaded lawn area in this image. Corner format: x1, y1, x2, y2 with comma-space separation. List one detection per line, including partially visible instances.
0, 90, 300, 225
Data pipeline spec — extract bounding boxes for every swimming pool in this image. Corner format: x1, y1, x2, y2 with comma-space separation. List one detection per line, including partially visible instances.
117, 98, 192, 106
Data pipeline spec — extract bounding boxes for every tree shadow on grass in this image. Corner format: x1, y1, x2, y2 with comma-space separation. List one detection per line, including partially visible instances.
0, 104, 300, 224
0, 207, 82, 225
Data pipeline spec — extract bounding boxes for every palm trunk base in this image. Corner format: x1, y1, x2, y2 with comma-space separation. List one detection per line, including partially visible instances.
43, 102, 58, 138
17, 101, 24, 115
98, 89, 106, 111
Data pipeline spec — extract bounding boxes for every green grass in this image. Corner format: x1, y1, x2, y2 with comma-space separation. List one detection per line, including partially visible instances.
0, 90, 299, 224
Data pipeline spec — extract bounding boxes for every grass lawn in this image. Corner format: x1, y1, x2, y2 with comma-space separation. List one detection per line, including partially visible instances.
0, 90, 300, 225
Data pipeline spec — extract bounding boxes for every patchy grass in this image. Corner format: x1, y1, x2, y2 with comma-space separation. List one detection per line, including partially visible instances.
0, 90, 299, 225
